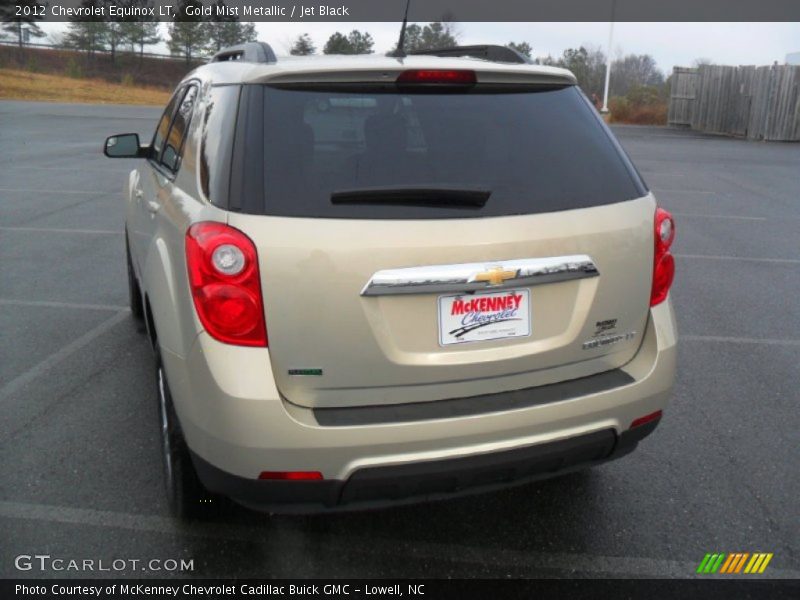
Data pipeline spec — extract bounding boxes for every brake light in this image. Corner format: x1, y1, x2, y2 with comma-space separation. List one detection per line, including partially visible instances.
651, 208, 676, 306
185, 222, 267, 347
397, 69, 477, 85
258, 471, 324, 481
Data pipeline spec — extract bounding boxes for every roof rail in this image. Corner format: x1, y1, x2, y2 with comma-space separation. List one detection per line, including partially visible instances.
409, 44, 531, 65
209, 42, 277, 64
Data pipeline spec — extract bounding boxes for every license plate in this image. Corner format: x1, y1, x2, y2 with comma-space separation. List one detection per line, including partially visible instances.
438, 289, 531, 346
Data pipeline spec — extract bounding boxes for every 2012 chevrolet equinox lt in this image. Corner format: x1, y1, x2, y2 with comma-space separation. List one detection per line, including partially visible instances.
104, 42, 677, 517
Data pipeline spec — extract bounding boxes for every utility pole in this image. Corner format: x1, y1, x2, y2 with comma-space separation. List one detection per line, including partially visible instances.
601, 0, 616, 114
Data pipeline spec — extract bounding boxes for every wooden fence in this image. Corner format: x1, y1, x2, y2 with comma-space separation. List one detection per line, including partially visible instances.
667, 67, 696, 127
668, 64, 800, 141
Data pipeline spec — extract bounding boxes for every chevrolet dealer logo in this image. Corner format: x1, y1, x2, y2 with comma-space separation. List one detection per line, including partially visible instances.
472, 266, 518, 286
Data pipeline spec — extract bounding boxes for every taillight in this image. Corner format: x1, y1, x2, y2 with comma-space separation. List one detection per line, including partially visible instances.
651, 208, 676, 306
185, 222, 267, 347
396, 69, 477, 85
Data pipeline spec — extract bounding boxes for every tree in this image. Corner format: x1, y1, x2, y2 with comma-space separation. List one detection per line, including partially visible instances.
323, 32, 349, 55
290, 33, 315, 56
64, 2, 130, 63
550, 46, 607, 98
534, 54, 558, 66
507, 41, 533, 59
610, 53, 664, 97
347, 30, 374, 54
1, 0, 46, 48
119, 20, 162, 59
578, 46, 607, 98
391, 21, 460, 54
397, 23, 422, 52
626, 84, 665, 106
116, 1, 161, 58
64, 22, 108, 58
168, 0, 208, 63
208, 21, 258, 52
418, 21, 458, 50
104, 21, 126, 64
323, 30, 374, 55
204, 1, 256, 53
205, 20, 257, 53
48, 31, 67, 48
64, 2, 109, 59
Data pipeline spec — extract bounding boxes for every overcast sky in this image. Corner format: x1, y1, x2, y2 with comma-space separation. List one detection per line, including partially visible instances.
39, 22, 800, 72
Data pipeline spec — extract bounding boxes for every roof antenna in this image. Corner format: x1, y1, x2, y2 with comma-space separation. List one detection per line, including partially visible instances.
390, 0, 412, 58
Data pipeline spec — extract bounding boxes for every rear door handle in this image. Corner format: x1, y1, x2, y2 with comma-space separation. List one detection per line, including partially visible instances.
134, 189, 144, 200
146, 200, 160, 214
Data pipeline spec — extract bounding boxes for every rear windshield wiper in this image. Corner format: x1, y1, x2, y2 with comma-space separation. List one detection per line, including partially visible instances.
330, 187, 491, 209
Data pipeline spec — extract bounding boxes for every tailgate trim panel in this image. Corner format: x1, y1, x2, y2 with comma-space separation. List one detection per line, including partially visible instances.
361, 255, 599, 296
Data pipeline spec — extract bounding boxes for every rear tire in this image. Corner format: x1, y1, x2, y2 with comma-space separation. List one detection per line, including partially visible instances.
126, 233, 145, 328
155, 350, 222, 519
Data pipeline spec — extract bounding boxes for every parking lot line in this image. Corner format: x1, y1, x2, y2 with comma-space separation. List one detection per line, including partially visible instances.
0, 299, 127, 311
674, 254, 800, 265
9, 166, 131, 172
650, 189, 716, 195
0, 226, 122, 235
0, 311, 128, 402
0, 188, 109, 195
0, 499, 796, 578
682, 335, 800, 347
670, 213, 767, 222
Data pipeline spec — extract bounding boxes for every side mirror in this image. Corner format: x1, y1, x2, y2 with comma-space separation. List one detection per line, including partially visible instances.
104, 133, 150, 158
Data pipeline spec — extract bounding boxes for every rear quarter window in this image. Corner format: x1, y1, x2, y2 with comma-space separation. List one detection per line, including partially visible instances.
161, 85, 198, 172
199, 85, 240, 206
151, 91, 182, 162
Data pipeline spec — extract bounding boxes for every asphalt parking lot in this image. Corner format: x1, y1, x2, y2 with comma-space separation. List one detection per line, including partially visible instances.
0, 100, 798, 579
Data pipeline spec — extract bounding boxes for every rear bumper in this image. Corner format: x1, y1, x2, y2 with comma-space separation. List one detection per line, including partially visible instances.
192, 418, 660, 513
162, 299, 676, 508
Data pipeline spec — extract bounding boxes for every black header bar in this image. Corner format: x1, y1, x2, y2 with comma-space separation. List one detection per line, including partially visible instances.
12, 0, 800, 23
4, 579, 800, 600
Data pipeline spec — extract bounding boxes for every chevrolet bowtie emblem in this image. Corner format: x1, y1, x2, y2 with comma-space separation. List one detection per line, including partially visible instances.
472, 266, 518, 286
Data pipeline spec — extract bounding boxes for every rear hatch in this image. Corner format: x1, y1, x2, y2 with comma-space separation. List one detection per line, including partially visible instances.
226, 65, 653, 409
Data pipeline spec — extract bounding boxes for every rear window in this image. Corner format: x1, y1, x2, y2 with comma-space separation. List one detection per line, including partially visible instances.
231, 84, 646, 219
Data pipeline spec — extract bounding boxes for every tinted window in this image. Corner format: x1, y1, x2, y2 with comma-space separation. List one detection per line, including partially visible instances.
161, 85, 198, 172
236, 85, 646, 219
151, 90, 182, 161
200, 85, 240, 206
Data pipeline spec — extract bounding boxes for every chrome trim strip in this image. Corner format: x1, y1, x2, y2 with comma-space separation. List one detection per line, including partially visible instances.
361, 255, 599, 296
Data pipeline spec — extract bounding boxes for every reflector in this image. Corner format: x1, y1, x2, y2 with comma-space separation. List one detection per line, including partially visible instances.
630, 410, 663, 429
258, 471, 324, 480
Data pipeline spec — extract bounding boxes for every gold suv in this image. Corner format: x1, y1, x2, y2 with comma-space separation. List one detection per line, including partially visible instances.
105, 43, 677, 517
